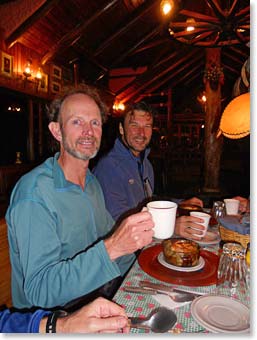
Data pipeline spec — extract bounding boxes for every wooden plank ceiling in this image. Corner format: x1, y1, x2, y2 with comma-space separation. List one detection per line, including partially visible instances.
1, 0, 250, 109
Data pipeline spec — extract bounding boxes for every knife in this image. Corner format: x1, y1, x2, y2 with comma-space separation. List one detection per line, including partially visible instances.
139, 280, 205, 296
123, 286, 197, 302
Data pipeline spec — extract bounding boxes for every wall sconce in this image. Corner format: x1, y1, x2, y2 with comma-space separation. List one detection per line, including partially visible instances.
23, 59, 32, 78
35, 67, 42, 80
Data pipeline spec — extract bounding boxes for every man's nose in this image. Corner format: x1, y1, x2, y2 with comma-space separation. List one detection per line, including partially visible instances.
137, 126, 146, 136
81, 123, 93, 135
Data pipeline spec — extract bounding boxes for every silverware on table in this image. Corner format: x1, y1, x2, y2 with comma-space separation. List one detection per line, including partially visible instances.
129, 306, 177, 333
123, 286, 197, 302
139, 280, 205, 297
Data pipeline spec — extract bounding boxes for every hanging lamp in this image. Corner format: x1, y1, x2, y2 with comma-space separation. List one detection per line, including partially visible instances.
217, 92, 250, 139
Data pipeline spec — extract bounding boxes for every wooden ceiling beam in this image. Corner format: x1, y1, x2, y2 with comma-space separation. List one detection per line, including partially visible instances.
93, 0, 157, 57
229, 45, 249, 58
95, 24, 163, 81
6, 0, 62, 48
223, 64, 241, 76
222, 51, 246, 66
130, 37, 169, 55
114, 48, 182, 96
119, 49, 197, 103
164, 60, 204, 89
179, 9, 219, 23
139, 56, 204, 97
41, 0, 120, 65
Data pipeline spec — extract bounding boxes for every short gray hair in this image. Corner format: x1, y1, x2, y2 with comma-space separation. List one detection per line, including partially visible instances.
47, 83, 108, 123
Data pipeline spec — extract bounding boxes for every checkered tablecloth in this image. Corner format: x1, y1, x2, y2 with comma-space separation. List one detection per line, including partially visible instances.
113, 241, 250, 334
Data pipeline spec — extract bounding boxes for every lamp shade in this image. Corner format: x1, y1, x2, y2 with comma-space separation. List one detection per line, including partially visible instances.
217, 92, 250, 139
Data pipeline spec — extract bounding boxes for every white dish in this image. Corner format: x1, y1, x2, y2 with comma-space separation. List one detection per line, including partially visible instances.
158, 252, 205, 272
187, 231, 221, 246
191, 295, 250, 333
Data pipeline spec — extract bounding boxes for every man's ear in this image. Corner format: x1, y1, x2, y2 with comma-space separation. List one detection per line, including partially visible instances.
48, 122, 62, 142
119, 122, 124, 136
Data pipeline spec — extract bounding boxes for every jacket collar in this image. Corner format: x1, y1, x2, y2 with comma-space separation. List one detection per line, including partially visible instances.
52, 152, 93, 190
115, 137, 151, 161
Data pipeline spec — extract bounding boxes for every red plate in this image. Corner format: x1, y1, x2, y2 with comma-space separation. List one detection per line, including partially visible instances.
138, 244, 218, 286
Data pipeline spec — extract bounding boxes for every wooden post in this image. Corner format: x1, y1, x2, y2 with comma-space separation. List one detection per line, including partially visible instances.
203, 48, 223, 192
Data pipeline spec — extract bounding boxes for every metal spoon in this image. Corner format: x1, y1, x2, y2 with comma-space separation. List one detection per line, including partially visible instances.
129, 307, 177, 333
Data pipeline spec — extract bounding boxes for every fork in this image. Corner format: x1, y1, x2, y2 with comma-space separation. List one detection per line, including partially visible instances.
123, 286, 197, 302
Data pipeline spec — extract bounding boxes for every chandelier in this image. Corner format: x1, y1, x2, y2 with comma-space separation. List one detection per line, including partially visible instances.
161, 0, 250, 47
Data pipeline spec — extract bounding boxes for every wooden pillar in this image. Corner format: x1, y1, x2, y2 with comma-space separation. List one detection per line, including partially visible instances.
27, 98, 34, 161
203, 48, 224, 192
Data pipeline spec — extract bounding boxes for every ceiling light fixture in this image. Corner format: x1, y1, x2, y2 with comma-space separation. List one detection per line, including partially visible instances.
186, 18, 196, 32
162, 0, 249, 47
160, 0, 174, 16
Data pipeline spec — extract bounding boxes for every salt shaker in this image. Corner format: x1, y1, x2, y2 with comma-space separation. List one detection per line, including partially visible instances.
217, 242, 249, 303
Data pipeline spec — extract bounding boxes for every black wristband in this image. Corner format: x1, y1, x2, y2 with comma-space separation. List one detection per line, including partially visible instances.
46, 310, 68, 333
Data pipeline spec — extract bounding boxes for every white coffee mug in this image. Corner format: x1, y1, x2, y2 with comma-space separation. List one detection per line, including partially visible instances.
224, 199, 240, 215
190, 211, 211, 237
147, 200, 177, 239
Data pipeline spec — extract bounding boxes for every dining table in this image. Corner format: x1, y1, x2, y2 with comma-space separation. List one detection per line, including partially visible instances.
112, 223, 250, 334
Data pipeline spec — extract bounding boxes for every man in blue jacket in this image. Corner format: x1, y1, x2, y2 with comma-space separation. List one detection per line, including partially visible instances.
5, 85, 154, 310
93, 101, 204, 238
0, 297, 129, 333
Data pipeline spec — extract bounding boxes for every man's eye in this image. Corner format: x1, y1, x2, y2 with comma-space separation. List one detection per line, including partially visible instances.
130, 123, 138, 127
92, 120, 101, 127
72, 119, 81, 125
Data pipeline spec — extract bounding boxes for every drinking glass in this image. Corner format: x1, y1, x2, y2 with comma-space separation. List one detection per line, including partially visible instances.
216, 242, 249, 303
212, 201, 225, 221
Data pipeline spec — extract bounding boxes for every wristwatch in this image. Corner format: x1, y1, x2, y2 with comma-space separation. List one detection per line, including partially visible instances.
46, 310, 68, 333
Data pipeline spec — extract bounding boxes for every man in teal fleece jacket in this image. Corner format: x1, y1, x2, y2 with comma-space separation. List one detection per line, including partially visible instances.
5, 85, 154, 309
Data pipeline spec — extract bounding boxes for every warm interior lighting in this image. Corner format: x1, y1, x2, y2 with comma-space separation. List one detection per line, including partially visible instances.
197, 91, 207, 104
160, 0, 174, 16
186, 18, 196, 32
113, 102, 125, 112
35, 68, 42, 80
23, 59, 32, 78
217, 92, 250, 139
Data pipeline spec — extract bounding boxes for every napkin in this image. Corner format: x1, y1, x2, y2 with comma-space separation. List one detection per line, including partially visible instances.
219, 216, 250, 235
152, 294, 191, 309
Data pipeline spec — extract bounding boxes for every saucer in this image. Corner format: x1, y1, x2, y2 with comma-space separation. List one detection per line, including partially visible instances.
187, 231, 220, 246
158, 252, 205, 272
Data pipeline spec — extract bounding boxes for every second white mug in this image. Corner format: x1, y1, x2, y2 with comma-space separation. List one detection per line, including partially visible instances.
190, 211, 211, 237
224, 199, 240, 215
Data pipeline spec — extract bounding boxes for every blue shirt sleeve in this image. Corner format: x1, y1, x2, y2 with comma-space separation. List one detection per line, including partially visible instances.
0, 309, 50, 333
